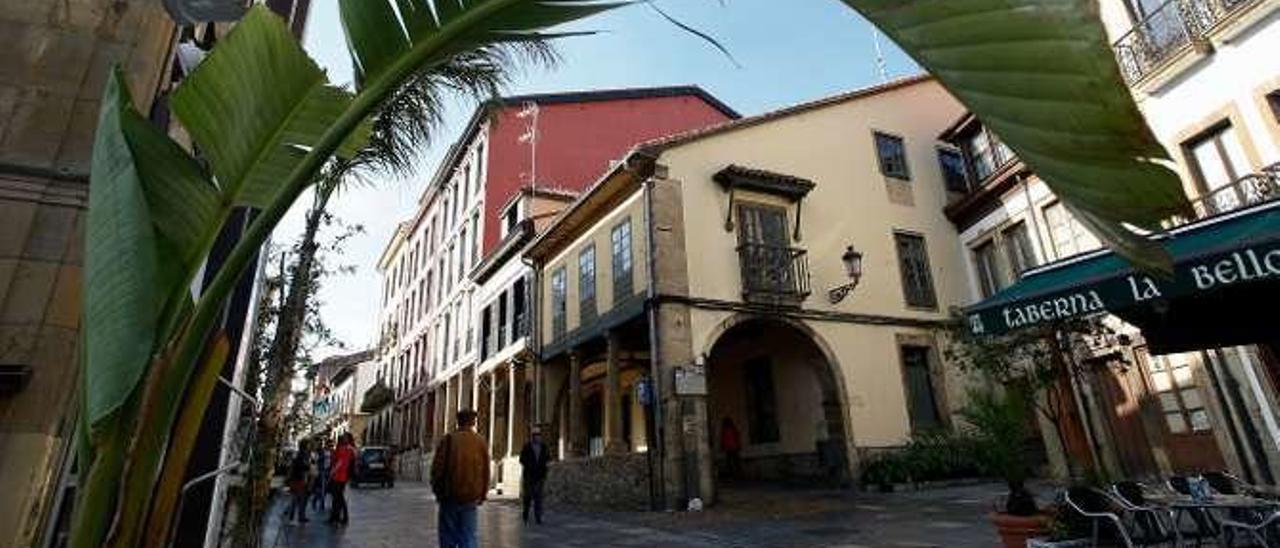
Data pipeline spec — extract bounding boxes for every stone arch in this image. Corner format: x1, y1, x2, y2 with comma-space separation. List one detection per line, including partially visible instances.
701, 312, 858, 485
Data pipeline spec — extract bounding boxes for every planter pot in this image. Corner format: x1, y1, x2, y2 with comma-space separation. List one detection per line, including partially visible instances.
1026, 538, 1089, 548
989, 512, 1050, 548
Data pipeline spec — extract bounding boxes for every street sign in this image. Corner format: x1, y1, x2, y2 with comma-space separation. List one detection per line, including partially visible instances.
635, 378, 653, 406
674, 365, 706, 396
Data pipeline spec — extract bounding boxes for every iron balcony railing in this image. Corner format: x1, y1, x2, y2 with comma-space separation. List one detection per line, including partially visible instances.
736, 243, 811, 305
1112, 0, 1256, 84
1168, 162, 1280, 227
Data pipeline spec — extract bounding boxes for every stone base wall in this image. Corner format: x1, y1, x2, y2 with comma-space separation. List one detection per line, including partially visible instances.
396, 448, 429, 482
545, 453, 651, 511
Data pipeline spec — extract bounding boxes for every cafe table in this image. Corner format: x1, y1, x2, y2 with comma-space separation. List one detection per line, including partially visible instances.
1146, 493, 1280, 547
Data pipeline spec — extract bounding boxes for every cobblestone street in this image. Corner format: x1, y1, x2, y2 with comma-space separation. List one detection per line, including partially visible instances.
261, 481, 1006, 547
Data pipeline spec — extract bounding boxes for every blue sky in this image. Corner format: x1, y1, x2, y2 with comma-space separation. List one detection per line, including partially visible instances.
280, 0, 921, 358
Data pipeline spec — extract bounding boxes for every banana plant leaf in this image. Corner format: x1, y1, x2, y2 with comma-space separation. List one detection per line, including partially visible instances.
840, 0, 1192, 272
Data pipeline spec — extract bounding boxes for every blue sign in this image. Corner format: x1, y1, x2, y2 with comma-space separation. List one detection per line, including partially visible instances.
635, 378, 653, 406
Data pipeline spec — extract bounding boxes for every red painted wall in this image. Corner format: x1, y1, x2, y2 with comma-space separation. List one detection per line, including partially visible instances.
481, 95, 732, 257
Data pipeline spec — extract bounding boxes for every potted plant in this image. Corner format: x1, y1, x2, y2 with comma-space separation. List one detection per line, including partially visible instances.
963, 387, 1049, 548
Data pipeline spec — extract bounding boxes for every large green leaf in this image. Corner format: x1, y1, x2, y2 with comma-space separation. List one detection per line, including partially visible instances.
83, 71, 163, 429
171, 7, 363, 209
339, 0, 627, 89
840, 0, 1192, 271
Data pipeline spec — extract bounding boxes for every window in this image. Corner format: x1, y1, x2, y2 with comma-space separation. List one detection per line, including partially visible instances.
470, 214, 479, 266
480, 305, 492, 360
937, 148, 969, 192
579, 245, 597, 321
744, 358, 780, 444
1185, 123, 1251, 212
1042, 201, 1100, 258
963, 127, 1013, 182
550, 267, 567, 340
502, 202, 519, 238
1268, 90, 1280, 123
497, 291, 508, 347
1144, 353, 1212, 434
901, 345, 942, 431
512, 278, 527, 337
611, 219, 633, 302
874, 132, 910, 179
894, 232, 937, 308
972, 240, 1003, 298
459, 227, 468, 274
1001, 222, 1037, 277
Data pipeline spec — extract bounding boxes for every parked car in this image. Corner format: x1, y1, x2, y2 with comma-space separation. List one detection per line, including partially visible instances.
354, 446, 394, 488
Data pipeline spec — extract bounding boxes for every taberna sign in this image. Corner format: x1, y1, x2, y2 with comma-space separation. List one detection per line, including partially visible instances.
966, 239, 1280, 336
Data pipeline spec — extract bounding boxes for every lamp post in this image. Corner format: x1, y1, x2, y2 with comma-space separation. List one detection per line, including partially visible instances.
827, 245, 864, 304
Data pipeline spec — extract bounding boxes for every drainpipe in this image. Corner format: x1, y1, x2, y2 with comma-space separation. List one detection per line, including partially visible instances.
639, 153, 667, 511
1236, 347, 1280, 460
522, 255, 542, 429
1205, 349, 1271, 484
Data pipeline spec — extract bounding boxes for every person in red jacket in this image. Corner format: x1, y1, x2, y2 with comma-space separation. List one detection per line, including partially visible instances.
328, 433, 356, 525
720, 417, 742, 480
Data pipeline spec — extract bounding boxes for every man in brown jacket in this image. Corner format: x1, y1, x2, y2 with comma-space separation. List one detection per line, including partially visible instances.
431, 409, 489, 548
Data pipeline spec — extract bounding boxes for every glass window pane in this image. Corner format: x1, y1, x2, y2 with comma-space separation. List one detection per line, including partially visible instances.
1189, 410, 1212, 432
1180, 388, 1203, 408
1165, 413, 1189, 433
1153, 372, 1173, 392
1173, 366, 1195, 387
1158, 392, 1180, 411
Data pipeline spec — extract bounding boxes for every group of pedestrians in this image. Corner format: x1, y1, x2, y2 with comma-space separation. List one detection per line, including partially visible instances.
430, 409, 553, 548
283, 432, 357, 526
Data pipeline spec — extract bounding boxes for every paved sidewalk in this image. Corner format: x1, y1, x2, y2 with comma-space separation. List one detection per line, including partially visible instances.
261, 480, 1007, 547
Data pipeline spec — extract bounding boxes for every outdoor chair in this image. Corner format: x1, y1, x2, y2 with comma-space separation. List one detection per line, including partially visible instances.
1111, 482, 1178, 542
1219, 510, 1280, 547
1066, 486, 1176, 547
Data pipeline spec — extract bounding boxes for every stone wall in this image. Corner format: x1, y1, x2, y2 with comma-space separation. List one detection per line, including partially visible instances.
544, 453, 651, 511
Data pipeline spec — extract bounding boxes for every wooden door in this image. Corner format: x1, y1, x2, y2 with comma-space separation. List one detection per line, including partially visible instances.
1091, 358, 1159, 478
1137, 350, 1226, 473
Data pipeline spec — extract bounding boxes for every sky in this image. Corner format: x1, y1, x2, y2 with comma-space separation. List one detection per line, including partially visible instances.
278, 0, 920, 360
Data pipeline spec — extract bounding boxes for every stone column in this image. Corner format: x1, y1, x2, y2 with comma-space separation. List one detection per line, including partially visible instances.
568, 350, 584, 457
487, 370, 498, 445
604, 329, 626, 454
508, 362, 527, 458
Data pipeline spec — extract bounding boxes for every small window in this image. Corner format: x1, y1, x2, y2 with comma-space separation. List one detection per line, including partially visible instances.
901, 345, 942, 431
502, 202, 519, 238
550, 267, 567, 340
894, 232, 937, 308
1043, 201, 1101, 258
579, 245, 597, 321
743, 358, 780, 444
1267, 90, 1280, 123
937, 148, 969, 192
611, 219, 633, 301
1001, 222, 1037, 276
972, 240, 1003, 298
874, 132, 910, 179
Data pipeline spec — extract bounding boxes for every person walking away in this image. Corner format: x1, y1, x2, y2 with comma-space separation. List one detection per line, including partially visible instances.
720, 417, 742, 480
518, 425, 552, 524
431, 409, 489, 548
311, 439, 331, 511
285, 442, 311, 523
329, 433, 356, 525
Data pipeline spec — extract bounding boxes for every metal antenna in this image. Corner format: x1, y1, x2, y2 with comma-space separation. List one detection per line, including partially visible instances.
517, 101, 540, 194
872, 29, 889, 83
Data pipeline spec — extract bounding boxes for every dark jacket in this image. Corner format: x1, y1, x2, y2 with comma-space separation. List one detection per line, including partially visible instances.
519, 441, 552, 483
431, 430, 490, 504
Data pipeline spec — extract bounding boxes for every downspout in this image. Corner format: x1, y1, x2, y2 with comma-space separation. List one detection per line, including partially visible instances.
1236, 347, 1280, 462
522, 254, 542, 429
639, 152, 666, 511
1204, 349, 1270, 484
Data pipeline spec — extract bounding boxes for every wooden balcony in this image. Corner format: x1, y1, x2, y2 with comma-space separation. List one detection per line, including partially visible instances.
737, 243, 810, 306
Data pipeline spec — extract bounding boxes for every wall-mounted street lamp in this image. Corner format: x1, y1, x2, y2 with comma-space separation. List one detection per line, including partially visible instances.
827, 246, 864, 304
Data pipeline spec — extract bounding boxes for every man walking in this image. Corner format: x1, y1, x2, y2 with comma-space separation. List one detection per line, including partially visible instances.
431, 409, 489, 548
328, 433, 356, 525
284, 442, 311, 523
518, 426, 552, 524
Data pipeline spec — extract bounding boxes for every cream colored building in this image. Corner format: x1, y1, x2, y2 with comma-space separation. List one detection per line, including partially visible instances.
942, 0, 1280, 487
527, 76, 975, 509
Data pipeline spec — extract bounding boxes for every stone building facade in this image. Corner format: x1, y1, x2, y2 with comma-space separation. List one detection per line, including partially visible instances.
526, 77, 974, 509
0, 1, 176, 545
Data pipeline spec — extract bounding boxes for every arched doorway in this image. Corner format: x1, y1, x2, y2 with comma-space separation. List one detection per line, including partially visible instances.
704, 315, 851, 488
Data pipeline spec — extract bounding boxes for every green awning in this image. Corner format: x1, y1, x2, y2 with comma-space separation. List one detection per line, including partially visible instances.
966, 202, 1280, 350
